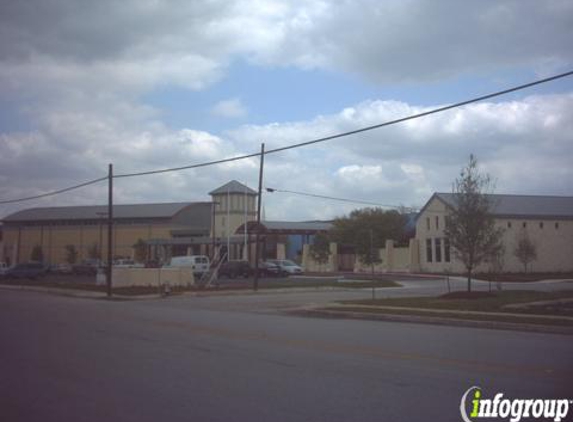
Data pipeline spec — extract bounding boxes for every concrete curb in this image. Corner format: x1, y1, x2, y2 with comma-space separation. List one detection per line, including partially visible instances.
291, 307, 573, 335
0, 283, 160, 301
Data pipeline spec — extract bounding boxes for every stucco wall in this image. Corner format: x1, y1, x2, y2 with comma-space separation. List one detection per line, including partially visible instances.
3, 223, 176, 264
112, 267, 195, 287
416, 197, 573, 273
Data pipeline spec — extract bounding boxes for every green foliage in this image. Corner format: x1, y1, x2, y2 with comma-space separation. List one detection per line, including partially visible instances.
514, 232, 537, 273
133, 238, 147, 263
65, 244, 78, 265
309, 233, 331, 264
330, 208, 407, 265
444, 154, 504, 291
30, 245, 44, 262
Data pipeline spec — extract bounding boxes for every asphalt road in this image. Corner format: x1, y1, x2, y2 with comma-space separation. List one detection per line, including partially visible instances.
1, 288, 572, 422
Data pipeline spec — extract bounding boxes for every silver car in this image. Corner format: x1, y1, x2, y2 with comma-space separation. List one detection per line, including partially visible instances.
267, 259, 303, 275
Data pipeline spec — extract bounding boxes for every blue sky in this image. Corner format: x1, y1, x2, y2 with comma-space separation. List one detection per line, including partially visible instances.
1, 0, 572, 220
146, 62, 573, 135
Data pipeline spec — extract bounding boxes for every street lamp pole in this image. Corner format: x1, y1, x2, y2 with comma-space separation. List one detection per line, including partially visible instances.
254, 143, 265, 291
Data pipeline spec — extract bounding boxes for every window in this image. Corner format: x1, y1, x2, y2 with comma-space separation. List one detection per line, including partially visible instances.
426, 217, 431, 231
435, 238, 442, 263
539, 222, 544, 229
522, 222, 527, 229
426, 238, 433, 263
507, 221, 512, 229
555, 222, 559, 229
444, 238, 451, 263
435, 216, 439, 230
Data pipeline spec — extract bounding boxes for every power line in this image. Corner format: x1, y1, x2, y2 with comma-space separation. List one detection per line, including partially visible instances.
2, 70, 572, 204
265, 187, 417, 211
114, 70, 573, 178
0, 176, 108, 205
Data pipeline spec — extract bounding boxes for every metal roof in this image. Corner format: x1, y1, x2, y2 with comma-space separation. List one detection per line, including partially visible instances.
2, 202, 206, 222
434, 193, 573, 219
261, 221, 333, 231
209, 180, 257, 196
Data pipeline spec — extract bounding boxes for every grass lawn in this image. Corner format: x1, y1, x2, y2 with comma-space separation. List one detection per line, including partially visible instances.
330, 290, 573, 328
0, 277, 400, 296
343, 290, 573, 315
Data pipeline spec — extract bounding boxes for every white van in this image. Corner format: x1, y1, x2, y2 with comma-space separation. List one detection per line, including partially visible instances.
167, 255, 210, 276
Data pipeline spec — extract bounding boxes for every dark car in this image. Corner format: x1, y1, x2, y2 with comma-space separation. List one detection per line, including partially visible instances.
257, 261, 283, 277
218, 261, 252, 278
2, 262, 47, 280
72, 260, 100, 276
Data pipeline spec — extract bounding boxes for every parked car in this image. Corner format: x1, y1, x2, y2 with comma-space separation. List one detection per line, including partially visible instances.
72, 259, 101, 276
257, 261, 283, 277
267, 259, 304, 275
218, 260, 252, 279
2, 262, 47, 280
50, 263, 73, 275
166, 255, 210, 276
0, 262, 8, 276
113, 259, 143, 268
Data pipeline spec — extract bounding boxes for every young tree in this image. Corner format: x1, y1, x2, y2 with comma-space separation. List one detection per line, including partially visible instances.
309, 233, 331, 267
30, 245, 44, 262
65, 244, 79, 265
330, 208, 407, 267
87, 242, 100, 260
133, 238, 147, 263
444, 155, 504, 292
514, 232, 537, 273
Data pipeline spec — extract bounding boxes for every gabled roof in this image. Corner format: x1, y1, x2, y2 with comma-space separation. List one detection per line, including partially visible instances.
426, 192, 573, 220
238, 220, 332, 234
261, 221, 333, 232
209, 180, 257, 196
2, 202, 202, 222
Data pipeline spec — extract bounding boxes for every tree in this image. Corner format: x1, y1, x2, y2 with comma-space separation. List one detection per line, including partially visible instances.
514, 232, 537, 273
30, 245, 44, 262
309, 233, 331, 266
133, 238, 147, 263
87, 242, 100, 260
330, 208, 407, 266
65, 244, 79, 265
444, 155, 504, 292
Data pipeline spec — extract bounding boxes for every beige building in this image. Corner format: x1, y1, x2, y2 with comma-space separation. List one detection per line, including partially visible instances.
1, 180, 258, 265
415, 193, 573, 273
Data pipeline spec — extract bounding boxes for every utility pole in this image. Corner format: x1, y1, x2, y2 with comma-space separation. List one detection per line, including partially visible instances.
107, 164, 113, 297
370, 229, 375, 300
253, 143, 265, 291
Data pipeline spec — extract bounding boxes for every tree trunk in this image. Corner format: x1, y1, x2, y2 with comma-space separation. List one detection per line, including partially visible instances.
467, 268, 472, 292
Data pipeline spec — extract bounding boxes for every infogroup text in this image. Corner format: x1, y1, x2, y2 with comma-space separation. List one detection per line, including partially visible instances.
460, 386, 571, 422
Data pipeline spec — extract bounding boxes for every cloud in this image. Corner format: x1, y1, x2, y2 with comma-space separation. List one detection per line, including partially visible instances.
1, 92, 572, 220
211, 98, 248, 119
0, 0, 572, 221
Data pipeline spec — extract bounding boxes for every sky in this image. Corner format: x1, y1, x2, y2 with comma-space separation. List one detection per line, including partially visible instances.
1, 0, 572, 221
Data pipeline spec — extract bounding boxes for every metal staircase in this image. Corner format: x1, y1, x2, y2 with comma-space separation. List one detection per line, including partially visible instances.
198, 247, 227, 288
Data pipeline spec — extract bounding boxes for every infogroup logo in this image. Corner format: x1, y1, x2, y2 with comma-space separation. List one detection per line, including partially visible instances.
460, 386, 571, 422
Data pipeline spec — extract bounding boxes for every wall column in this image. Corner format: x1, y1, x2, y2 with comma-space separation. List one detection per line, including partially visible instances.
409, 238, 420, 272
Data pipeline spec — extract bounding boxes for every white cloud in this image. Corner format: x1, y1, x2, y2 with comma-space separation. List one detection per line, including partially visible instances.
1, 92, 573, 220
211, 98, 248, 119
0, 1, 572, 221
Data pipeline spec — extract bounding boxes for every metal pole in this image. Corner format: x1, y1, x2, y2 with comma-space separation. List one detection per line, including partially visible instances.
107, 164, 113, 297
226, 186, 230, 260
370, 229, 375, 300
211, 201, 216, 259
244, 182, 248, 261
254, 143, 265, 291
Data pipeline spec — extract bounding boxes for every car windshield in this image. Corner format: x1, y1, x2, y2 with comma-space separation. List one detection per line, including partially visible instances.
282, 260, 298, 266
